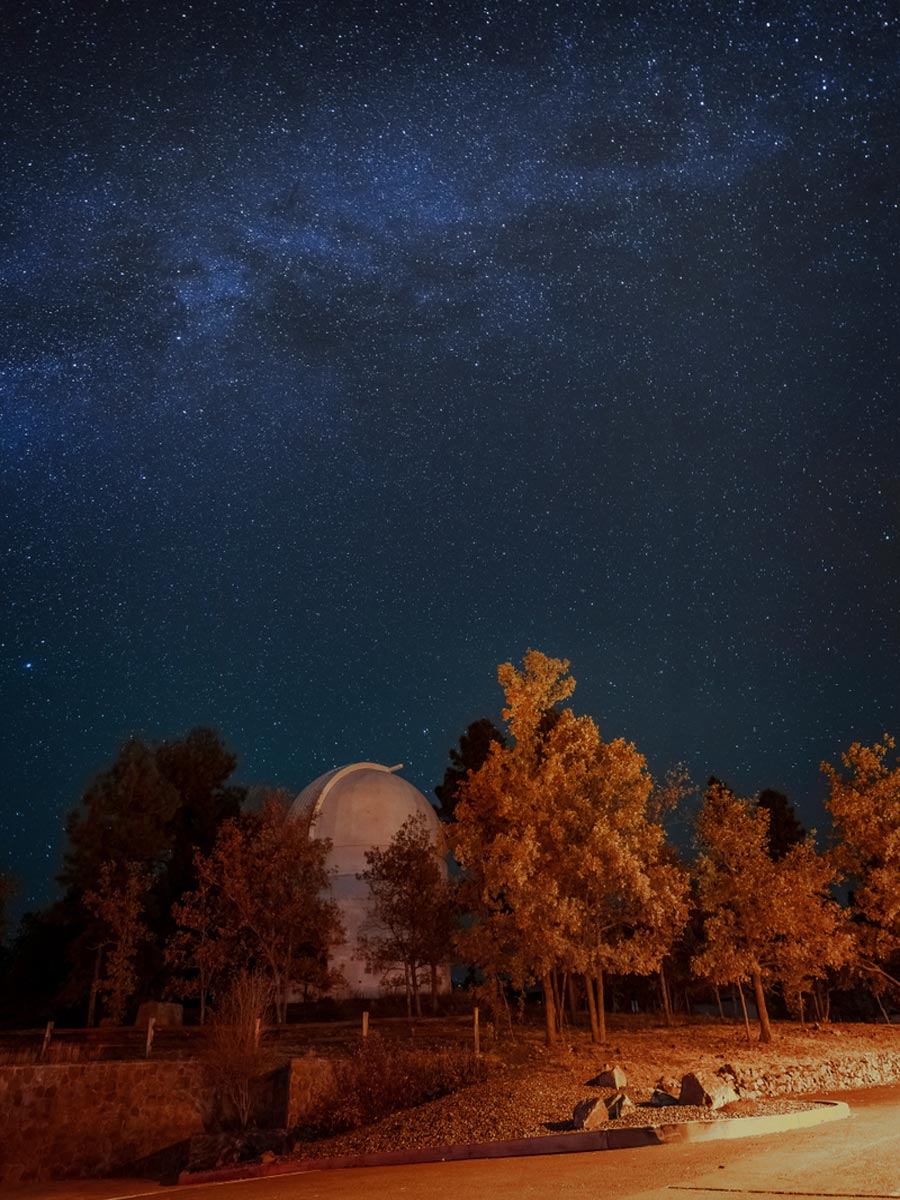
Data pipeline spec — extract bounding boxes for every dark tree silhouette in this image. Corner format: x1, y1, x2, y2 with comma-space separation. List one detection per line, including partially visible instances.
756, 788, 806, 861
9, 728, 247, 1020
434, 718, 506, 823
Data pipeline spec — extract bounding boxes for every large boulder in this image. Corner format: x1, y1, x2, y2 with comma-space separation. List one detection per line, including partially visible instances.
587, 1063, 627, 1089
572, 1097, 607, 1130
605, 1091, 634, 1119
679, 1071, 739, 1110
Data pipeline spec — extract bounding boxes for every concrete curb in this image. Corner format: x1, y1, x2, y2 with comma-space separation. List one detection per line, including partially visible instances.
176, 1099, 850, 1186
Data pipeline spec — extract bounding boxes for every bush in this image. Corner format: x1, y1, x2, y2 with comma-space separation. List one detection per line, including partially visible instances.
204, 971, 276, 1130
303, 1036, 484, 1137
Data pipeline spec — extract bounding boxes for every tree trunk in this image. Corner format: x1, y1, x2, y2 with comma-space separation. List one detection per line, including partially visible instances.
751, 969, 773, 1043
542, 974, 557, 1044
567, 973, 579, 1027
812, 986, 823, 1022
87, 946, 103, 1028
595, 970, 606, 1043
550, 971, 562, 1036
412, 964, 422, 1019
659, 963, 673, 1026
714, 985, 725, 1019
585, 972, 600, 1042
430, 963, 438, 1015
404, 963, 412, 1018
737, 982, 752, 1043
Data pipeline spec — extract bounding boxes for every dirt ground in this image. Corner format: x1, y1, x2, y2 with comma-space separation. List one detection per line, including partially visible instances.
288, 1015, 900, 1160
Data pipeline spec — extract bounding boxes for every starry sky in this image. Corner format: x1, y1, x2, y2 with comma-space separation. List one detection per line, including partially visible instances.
3, 1, 899, 915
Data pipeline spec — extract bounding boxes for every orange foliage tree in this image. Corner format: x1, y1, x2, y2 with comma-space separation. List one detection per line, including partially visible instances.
824, 736, 900, 1001
357, 813, 456, 1017
693, 782, 851, 1042
453, 650, 688, 1044
177, 793, 343, 1022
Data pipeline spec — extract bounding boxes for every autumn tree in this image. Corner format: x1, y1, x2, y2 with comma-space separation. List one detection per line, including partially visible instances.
83, 863, 152, 1024
186, 793, 343, 1021
454, 650, 689, 1045
165, 871, 237, 1023
357, 813, 455, 1016
435, 718, 507, 823
692, 782, 851, 1042
824, 736, 900, 999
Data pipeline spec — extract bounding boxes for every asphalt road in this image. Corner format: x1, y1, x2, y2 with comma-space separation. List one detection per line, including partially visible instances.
15, 1085, 900, 1200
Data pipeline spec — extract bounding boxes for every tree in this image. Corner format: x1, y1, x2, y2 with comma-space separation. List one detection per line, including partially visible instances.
692, 782, 851, 1042
357, 814, 455, 1016
63, 728, 243, 896
435, 718, 507, 823
61, 739, 179, 894
0, 874, 15, 945
453, 650, 689, 1044
824, 736, 900, 997
56, 728, 244, 1011
83, 863, 152, 1024
187, 793, 343, 1021
165, 871, 236, 1023
756, 788, 806, 861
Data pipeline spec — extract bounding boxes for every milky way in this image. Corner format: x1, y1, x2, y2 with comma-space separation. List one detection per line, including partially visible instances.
3, 1, 899, 910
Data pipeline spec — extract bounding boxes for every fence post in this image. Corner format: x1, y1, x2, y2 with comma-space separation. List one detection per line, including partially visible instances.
473, 1005, 480, 1057
145, 1015, 155, 1057
40, 1021, 54, 1059
362, 1010, 369, 1039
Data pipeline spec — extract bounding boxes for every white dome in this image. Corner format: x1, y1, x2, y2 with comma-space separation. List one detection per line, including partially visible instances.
289, 763, 446, 997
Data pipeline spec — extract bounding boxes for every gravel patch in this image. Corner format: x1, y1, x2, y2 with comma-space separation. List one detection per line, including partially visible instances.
290, 1064, 829, 1161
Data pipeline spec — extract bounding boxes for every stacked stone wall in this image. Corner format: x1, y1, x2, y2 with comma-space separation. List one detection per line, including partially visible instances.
724, 1051, 900, 1098
286, 1055, 335, 1127
0, 1059, 212, 1187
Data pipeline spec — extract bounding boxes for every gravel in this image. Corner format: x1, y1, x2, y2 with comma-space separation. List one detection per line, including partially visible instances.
290, 1064, 829, 1161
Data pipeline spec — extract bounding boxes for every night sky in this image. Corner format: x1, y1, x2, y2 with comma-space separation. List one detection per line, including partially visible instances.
3, 1, 899, 915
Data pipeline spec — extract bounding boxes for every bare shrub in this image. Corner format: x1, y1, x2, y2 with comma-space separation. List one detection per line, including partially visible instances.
303, 1036, 484, 1138
204, 970, 276, 1130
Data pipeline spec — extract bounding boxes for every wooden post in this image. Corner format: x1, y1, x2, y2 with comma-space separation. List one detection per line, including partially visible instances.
473, 1005, 480, 1057
145, 1015, 156, 1057
362, 1010, 369, 1039
40, 1021, 54, 1060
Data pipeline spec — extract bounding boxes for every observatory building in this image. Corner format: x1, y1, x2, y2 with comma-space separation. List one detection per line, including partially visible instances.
289, 761, 447, 997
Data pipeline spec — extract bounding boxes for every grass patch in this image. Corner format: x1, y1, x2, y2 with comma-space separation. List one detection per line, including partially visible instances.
301, 1036, 485, 1138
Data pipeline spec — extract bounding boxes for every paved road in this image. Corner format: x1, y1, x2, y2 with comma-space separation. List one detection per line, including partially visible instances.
15, 1086, 900, 1200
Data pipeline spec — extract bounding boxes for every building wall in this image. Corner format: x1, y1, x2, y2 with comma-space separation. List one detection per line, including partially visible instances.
296, 763, 449, 997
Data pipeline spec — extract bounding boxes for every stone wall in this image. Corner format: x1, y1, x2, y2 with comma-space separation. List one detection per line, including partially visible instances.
0, 1059, 213, 1187
723, 1052, 900, 1098
286, 1054, 336, 1127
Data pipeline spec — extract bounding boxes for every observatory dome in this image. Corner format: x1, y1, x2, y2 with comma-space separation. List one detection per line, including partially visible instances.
289, 762, 446, 997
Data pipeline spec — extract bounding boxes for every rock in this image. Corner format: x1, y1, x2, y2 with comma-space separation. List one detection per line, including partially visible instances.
134, 1001, 183, 1028
650, 1087, 679, 1107
679, 1071, 739, 1110
605, 1091, 634, 1119
572, 1097, 606, 1130
260, 1151, 276, 1165
588, 1062, 627, 1088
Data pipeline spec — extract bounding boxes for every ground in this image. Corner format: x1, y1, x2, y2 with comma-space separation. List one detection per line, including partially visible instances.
286, 1013, 900, 1161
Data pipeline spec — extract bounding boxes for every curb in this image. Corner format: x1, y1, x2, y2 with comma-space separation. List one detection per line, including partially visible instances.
176, 1099, 850, 1186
